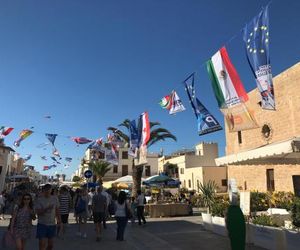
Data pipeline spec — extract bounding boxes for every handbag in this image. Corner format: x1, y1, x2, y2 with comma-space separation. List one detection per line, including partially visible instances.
2, 230, 16, 249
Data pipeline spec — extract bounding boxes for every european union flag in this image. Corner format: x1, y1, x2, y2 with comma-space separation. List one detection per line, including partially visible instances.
184, 73, 222, 135
243, 5, 275, 110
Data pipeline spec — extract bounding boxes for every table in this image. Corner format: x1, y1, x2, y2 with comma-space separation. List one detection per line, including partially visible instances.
145, 203, 190, 218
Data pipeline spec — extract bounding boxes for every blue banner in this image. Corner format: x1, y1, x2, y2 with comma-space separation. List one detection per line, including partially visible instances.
243, 5, 275, 110
45, 133, 57, 146
129, 120, 139, 157
184, 73, 222, 135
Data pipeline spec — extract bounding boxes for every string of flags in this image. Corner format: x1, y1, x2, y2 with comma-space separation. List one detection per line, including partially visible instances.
1, 4, 276, 172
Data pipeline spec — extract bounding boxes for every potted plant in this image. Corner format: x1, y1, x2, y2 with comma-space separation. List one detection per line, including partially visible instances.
249, 214, 284, 250
211, 195, 229, 236
284, 197, 300, 250
199, 180, 217, 230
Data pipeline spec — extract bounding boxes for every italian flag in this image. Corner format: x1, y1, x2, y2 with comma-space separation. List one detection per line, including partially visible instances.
207, 47, 248, 108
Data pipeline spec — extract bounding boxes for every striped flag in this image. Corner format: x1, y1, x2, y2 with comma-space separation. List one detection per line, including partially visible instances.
14, 129, 33, 147
159, 95, 172, 110
207, 47, 258, 132
72, 137, 93, 144
0, 127, 14, 137
141, 112, 150, 146
207, 47, 248, 108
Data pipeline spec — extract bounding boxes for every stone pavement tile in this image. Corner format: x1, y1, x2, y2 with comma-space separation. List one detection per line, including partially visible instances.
0, 216, 266, 250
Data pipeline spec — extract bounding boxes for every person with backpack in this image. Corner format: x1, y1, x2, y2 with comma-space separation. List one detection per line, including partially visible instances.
136, 190, 146, 225
75, 188, 89, 238
9, 193, 36, 250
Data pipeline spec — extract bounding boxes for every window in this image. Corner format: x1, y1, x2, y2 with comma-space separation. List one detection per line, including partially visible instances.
0, 166, 2, 175
113, 165, 118, 173
122, 151, 128, 159
98, 151, 105, 159
188, 179, 191, 188
221, 179, 228, 186
145, 165, 151, 176
292, 175, 300, 197
180, 168, 184, 174
266, 169, 275, 192
238, 131, 242, 144
184, 180, 186, 188
122, 165, 128, 176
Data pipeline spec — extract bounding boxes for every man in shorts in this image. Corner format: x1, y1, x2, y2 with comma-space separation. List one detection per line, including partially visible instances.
35, 184, 61, 250
92, 186, 107, 241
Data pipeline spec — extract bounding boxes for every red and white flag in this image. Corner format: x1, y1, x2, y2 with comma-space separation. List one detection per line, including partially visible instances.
141, 112, 150, 146
0, 127, 14, 137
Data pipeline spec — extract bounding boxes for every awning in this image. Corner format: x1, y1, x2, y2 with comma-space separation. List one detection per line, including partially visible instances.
216, 137, 300, 166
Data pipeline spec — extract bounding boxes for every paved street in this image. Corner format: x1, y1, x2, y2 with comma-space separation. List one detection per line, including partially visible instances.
0, 215, 265, 250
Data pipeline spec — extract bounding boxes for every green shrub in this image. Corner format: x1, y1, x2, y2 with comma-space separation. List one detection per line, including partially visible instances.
211, 196, 230, 217
250, 191, 269, 212
252, 214, 278, 227
291, 197, 300, 228
270, 191, 294, 210
190, 194, 205, 208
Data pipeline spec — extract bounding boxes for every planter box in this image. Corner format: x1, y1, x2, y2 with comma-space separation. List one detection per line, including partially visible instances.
284, 230, 300, 250
249, 223, 284, 250
202, 213, 212, 231
212, 216, 227, 236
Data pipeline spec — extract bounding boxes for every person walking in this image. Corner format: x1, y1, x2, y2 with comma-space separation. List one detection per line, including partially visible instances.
101, 188, 111, 229
136, 190, 146, 225
75, 188, 89, 238
92, 186, 107, 242
130, 197, 137, 225
10, 193, 36, 250
88, 188, 95, 220
35, 184, 61, 250
114, 191, 130, 241
58, 186, 71, 238
0, 191, 5, 220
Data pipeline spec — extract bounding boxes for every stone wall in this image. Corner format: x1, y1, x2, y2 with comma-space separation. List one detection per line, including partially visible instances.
225, 62, 300, 155
228, 164, 300, 192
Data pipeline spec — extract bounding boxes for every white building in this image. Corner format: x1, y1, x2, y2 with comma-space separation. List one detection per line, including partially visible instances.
74, 147, 159, 182
158, 142, 227, 192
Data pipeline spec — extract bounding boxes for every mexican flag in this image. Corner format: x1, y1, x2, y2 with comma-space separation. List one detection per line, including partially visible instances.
207, 47, 248, 109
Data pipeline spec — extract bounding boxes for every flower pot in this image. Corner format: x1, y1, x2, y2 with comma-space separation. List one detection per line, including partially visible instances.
212, 216, 227, 236
202, 213, 212, 231
249, 223, 284, 250
284, 230, 300, 250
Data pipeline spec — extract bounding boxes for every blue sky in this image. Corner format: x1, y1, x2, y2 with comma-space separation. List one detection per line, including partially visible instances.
0, 0, 299, 178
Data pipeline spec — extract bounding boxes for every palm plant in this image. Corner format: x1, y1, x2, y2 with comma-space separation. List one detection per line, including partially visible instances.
55, 174, 61, 182
61, 174, 66, 181
198, 180, 217, 213
108, 119, 176, 196
88, 161, 111, 184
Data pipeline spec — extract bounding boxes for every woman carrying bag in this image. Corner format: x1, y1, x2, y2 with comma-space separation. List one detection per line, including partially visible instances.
114, 191, 132, 241
10, 193, 36, 250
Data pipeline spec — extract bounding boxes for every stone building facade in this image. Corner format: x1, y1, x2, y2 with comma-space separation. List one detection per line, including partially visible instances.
216, 62, 300, 194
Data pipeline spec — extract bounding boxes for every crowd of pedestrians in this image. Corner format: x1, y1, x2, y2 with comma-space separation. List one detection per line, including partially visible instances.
1, 184, 147, 250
